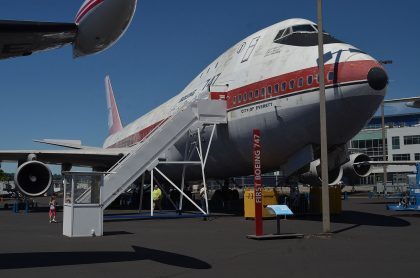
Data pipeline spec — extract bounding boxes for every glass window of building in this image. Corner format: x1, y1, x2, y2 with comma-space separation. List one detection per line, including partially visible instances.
393, 153, 410, 161
404, 135, 420, 145
415, 153, 420, 161
392, 136, 400, 149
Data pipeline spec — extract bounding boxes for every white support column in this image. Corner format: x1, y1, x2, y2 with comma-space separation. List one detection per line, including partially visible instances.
138, 173, 145, 213
150, 169, 154, 216
197, 127, 209, 214
155, 167, 207, 215
203, 124, 217, 166
179, 138, 190, 212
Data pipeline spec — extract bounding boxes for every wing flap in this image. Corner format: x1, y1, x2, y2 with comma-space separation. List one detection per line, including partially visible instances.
0, 149, 127, 168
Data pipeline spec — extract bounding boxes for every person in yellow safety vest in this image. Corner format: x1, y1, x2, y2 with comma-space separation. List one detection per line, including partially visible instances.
152, 185, 162, 212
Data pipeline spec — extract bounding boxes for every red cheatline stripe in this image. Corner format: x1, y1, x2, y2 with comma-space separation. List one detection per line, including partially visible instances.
226, 60, 381, 109
107, 60, 382, 148
75, 0, 104, 24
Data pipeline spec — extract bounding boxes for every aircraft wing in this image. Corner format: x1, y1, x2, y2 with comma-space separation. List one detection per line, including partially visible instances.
356, 161, 420, 166
33, 139, 100, 150
0, 20, 77, 59
0, 148, 128, 168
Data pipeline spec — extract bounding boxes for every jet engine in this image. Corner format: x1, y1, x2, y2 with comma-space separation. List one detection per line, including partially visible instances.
14, 161, 52, 197
342, 153, 373, 184
73, 0, 137, 57
300, 159, 343, 186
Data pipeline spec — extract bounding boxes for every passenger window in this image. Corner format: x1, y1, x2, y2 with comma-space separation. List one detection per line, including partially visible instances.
328, 71, 334, 81
249, 91, 253, 100
267, 86, 272, 96
254, 89, 259, 98
261, 87, 266, 97
298, 78, 303, 88
233, 96, 236, 104
238, 94, 242, 103
289, 80, 295, 89
307, 75, 313, 85
274, 84, 279, 94
281, 82, 287, 91
243, 92, 247, 101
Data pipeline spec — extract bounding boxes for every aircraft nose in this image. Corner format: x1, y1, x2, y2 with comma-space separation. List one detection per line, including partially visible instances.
367, 67, 388, 90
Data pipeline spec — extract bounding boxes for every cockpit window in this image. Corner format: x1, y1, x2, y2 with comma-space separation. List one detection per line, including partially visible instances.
292, 24, 317, 33
274, 24, 341, 47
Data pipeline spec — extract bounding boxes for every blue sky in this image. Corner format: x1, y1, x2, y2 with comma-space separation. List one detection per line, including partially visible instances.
0, 0, 419, 173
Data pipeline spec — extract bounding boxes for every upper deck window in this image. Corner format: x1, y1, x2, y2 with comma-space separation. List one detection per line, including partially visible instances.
261, 87, 266, 98
254, 89, 259, 98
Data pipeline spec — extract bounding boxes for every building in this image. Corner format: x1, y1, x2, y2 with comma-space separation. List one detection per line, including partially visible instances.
350, 112, 420, 186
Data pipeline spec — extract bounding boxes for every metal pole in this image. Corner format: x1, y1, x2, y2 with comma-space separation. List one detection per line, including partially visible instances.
317, 0, 330, 233
138, 173, 145, 213
197, 128, 209, 214
151, 169, 154, 216
381, 101, 387, 194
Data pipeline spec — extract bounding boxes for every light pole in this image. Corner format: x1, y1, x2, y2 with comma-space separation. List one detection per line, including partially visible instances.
317, 0, 330, 233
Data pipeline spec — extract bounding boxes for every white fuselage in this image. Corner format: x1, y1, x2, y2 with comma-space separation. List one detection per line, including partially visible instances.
103, 18, 386, 179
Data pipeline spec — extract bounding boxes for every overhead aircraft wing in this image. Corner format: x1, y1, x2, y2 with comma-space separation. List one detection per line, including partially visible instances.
0, 20, 77, 59
0, 148, 128, 168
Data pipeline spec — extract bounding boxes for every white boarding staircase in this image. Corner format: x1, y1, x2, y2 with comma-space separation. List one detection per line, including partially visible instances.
63, 99, 227, 237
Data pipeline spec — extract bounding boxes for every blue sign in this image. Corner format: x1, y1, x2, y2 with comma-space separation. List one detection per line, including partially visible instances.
266, 205, 294, 216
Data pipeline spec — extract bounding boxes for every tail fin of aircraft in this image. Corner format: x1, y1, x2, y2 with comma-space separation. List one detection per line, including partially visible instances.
105, 75, 123, 135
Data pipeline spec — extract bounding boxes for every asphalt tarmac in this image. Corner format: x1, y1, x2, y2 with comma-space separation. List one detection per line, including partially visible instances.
0, 197, 419, 278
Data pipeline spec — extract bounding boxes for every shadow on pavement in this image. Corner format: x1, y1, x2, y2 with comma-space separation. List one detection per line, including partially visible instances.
0, 246, 211, 270
299, 210, 410, 227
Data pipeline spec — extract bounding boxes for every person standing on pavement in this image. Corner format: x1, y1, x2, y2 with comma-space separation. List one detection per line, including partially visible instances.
49, 196, 57, 223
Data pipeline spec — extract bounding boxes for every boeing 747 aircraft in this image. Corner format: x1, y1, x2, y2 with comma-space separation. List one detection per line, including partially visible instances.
0, 0, 137, 59
0, 18, 388, 197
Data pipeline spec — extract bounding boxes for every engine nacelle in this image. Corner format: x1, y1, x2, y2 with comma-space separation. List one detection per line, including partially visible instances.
342, 153, 373, 184
73, 0, 137, 57
14, 161, 52, 197
300, 159, 343, 186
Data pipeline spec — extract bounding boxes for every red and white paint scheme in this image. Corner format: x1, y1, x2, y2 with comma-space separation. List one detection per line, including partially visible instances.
102, 18, 387, 181
0, 0, 137, 59
73, 0, 137, 57
0, 18, 388, 196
